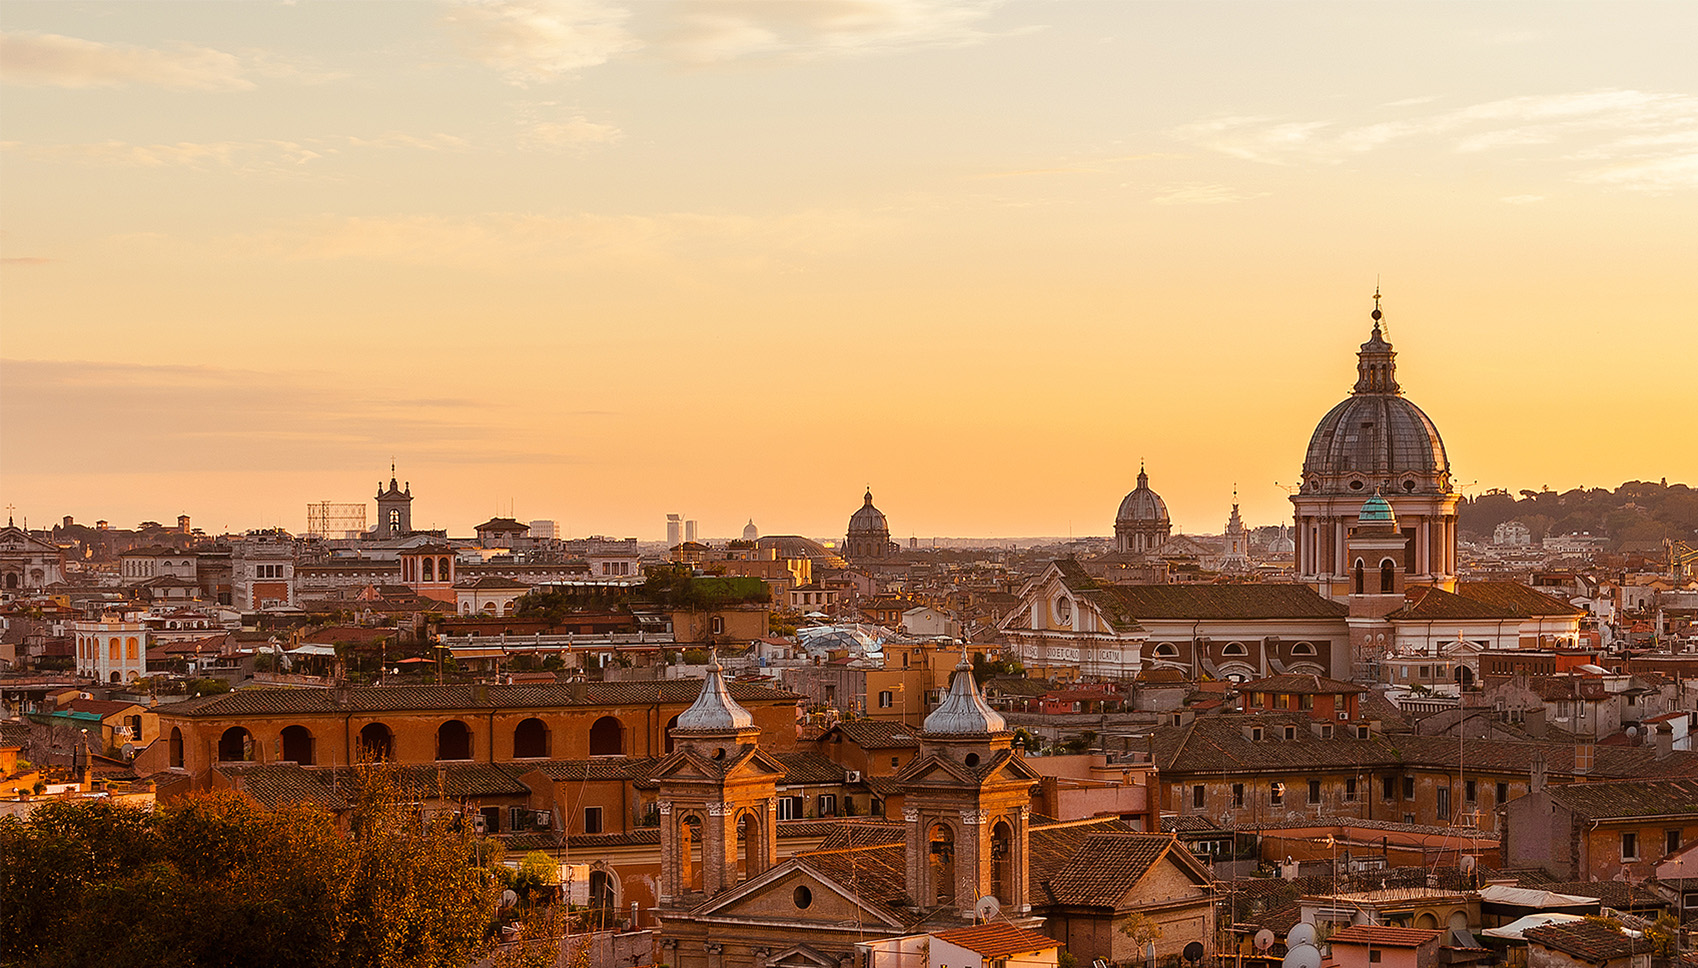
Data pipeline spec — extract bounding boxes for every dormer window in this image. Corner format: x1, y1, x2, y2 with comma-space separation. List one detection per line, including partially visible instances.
1282, 726, 1297, 740
1251, 727, 1264, 741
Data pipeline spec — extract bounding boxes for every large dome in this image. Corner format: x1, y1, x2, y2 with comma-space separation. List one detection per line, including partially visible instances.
848, 490, 889, 534
1116, 468, 1170, 525
1301, 317, 1449, 496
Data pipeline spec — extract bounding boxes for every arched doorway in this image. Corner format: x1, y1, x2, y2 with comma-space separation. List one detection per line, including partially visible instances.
358, 722, 393, 762
589, 716, 623, 756
588, 869, 616, 911
680, 814, 703, 892
280, 725, 314, 765
169, 727, 184, 768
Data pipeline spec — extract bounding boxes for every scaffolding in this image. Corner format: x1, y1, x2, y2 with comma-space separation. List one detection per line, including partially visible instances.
305, 502, 367, 540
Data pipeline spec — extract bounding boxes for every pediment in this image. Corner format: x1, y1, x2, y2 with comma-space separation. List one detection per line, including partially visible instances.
652, 745, 787, 783
767, 944, 839, 968
691, 858, 907, 929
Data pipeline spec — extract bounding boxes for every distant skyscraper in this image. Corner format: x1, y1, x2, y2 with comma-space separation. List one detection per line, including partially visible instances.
666, 514, 682, 547
685, 519, 698, 542
529, 519, 559, 540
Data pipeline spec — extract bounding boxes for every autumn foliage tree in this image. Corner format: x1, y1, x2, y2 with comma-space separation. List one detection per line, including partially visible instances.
0, 772, 502, 968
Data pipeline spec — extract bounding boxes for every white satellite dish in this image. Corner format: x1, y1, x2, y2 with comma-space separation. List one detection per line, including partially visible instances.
501, 889, 518, 908
975, 895, 1001, 921
1255, 929, 1276, 951
1283, 944, 1322, 968
1286, 923, 1317, 948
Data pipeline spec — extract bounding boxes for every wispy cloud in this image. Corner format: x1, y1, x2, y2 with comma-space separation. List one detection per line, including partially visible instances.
444, 0, 641, 84
523, 116, 622, 148
0, 31, 253, 91
1, 257, 55, 267
1174, 90, 1698, 193
1150, 183, 1267, 206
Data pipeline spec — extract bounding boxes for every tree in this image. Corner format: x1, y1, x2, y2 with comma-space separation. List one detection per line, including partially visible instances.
1119, 911, 1163, 950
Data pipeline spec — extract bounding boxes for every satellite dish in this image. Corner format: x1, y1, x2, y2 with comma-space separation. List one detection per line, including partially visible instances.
975, 895, 1001, 921
121, 743, 135, 760
1286, 923, 1317, 948
501, 889, 518, 908
1184, 941, 1205, 963
1255, 929, 1276, 951
1283, 944, 1322, 968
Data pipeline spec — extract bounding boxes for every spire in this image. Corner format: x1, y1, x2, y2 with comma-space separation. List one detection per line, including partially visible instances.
1353, 288, 1400, 395
923, 645, 1006, 735
864, 488, 874, 506
1137, 462, 1149, 488
674, 649, 755, 731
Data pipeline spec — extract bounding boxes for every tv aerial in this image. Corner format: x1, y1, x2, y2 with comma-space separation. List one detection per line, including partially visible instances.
974, 895, 1001, 922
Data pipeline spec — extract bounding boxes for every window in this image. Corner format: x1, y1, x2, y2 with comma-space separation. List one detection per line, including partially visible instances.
584, 807, 603, 834
1403, 814, 1415, 824
1321, 724, 1334, 739
891, 757, 900, 767
1300, 695, 1314, 711
1251, 727, 1264, 741
589, 716, 623, 756
817, 794, 836, 817
1403, 776, 1415, 799
1193, 785, 1205, 809
711, 616, 724, 635
1369, 952, 1382, 964
437, 720, 472, 761
1345, 778, 1358, 802
1622, 831, 1639, 860
777, 796, 804, 820
1232, 783, 1245, 808
1418, 665, 1430, 679
1270, 782, 1284, 806
514, 717, 549, 758
878, 691, 894, 709
1496, 782, 1508, 803
1358, 725, 1371, 739
1668, 830, 1682, 855
1437, 788, 1451, 820
1382, 776, 1395, 801
1283, 726, 1297, 740
1465, 780, 1477, 803
1308, 780, 1321, 804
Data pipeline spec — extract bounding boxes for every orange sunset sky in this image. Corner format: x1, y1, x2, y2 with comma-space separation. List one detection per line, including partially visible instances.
2, 1, 1694, 541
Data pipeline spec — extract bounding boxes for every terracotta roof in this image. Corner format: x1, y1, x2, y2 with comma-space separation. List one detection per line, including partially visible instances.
66, 698, 142, 717
1240, 674, 1362, 695
814, 822, 906, 851
795, 843, 909, 907
156, 680, 802, 717
828, 720, 920, 749
1028, 816, 1134, 888
453, 576, 532, 590
774, 751, 852, 785
1457, 582, 1587, 617
1096, 583, 1348, 621
1042, 832, 1177, 908
518, 758, 662, 781
933, 923, 1060, 957
1524, 920, 1652, 962
1328, 925, 1441, 948
219, 764, 351, 811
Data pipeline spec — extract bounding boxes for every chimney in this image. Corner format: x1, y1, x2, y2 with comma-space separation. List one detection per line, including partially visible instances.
1654, 723, 1674, 759
473, 682, 489, 704
1523, 706, 1547, 738
63, 515, 73, 528
1530, 754, 1547, 793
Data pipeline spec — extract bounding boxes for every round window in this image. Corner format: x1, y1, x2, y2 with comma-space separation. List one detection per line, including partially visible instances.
1402, 479, 1417, 492
794, 885, 813, 909
965, 753, 980, 767
1349, 480, 1365, 491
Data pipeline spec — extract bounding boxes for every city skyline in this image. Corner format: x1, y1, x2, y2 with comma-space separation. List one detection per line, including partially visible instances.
3, 1, 1695, 539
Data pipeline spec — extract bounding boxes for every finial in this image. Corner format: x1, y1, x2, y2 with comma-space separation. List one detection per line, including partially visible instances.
1371, 284, 1383, 325
958, 639, 971, 670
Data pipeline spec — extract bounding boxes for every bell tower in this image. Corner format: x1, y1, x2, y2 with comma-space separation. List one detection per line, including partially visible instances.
375, 465, 413, 539
895, 649, 1041, 919
1346, 493, 1406, 679
655, 654, 786, 907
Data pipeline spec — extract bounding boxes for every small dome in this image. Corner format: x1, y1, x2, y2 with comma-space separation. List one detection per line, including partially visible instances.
1359, 493, 1397, 524
674, 654, 755, 731
923, 655, 1007, 735
1116, 468, 1170, 525
848, 490, 889, 534
742, 519, 759, 541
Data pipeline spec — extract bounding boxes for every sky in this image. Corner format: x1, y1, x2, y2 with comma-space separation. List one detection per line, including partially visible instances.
2, 1, 1695, 541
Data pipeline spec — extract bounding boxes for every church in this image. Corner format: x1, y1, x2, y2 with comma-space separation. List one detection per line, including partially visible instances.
653, 653, 1214, 968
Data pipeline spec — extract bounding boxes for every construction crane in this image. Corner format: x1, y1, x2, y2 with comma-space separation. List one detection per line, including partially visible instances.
1669, 539, 1698, 580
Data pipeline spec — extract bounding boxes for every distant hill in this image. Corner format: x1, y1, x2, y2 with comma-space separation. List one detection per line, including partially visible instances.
1458, 480, 1697, 550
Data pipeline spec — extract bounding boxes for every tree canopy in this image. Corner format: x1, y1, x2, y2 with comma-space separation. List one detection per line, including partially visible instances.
1458, 480, 1696, 549
1, 773, 508, 968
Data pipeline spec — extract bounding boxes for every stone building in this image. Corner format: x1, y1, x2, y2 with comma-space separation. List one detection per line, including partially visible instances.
1114, 465, 1171, 555
844, 490, 897, 563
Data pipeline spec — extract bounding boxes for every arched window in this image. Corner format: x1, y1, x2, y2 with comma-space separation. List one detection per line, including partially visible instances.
1290, 641, 1317, 657
1380, 558, 1396, 594
680, 814, 703, 892
1221, 642, 1248, 657
664, 715, 678, 754
928, 823, 956, 905
169, 727, 184, 768
109, 638, 120, 660
110, 672, 121, 684
1354, 558, 1366, 595
589, 716, 623, 756
126, 637, 139, 660
1154, 643, 1179, 657
991, 820, 1013, 905
439, 558, 451, 581
359, 722, 394, 762
437, 720, 472, 760
513, 717, 549, 758
482, 601, 497, 614
422, 557, 434, 582
281, 724, 314, 764
735, 813, 750, 884
218, 727, 253, 762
